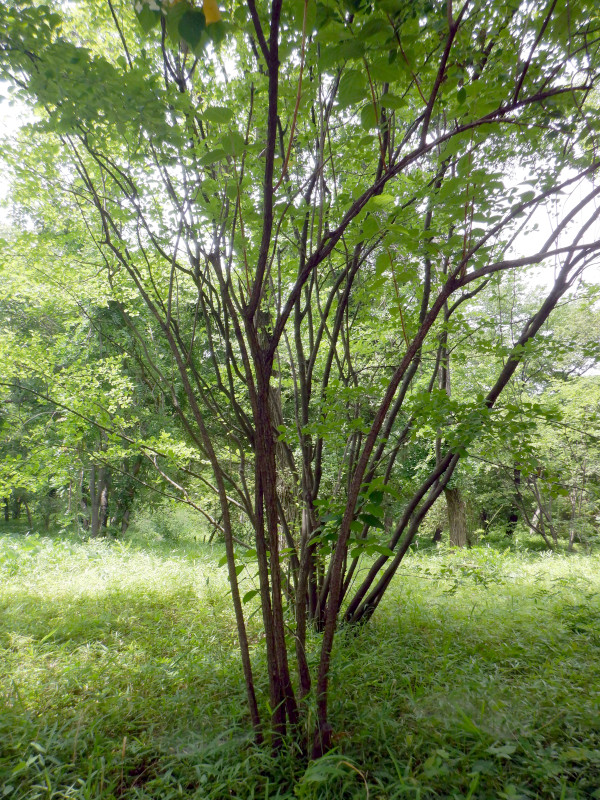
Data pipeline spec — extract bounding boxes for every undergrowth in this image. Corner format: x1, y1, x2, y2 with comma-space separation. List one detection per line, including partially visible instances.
1, 524, 600, 799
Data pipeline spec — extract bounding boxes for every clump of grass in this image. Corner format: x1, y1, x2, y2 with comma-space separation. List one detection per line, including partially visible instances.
1, 528, 600, 798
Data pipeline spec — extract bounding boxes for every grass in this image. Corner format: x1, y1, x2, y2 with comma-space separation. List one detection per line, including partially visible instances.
1, 523, 600, 799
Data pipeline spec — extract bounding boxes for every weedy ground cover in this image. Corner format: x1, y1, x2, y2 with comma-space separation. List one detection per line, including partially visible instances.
1, 525, 599, 799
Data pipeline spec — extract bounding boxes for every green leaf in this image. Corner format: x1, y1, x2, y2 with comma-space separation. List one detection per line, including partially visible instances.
358, 17, 389, 40
369, 57, 400, 82
358, 512, 385, 529
226, 181, 239, 200
166, 1, 190, 44
222, 130, 245, 156
206, 19, 228, 45
242, 589, 259, 603
198, 148, 227, 166
359, 214, 379, 240
360, 103, 377, 130
440, 134, 468, 159
380, 92, 404, 110
375, 251, 390, 274
203, 106, 234, 124
337, 70, 367, 108
136, 4, 161, 33
179, 9, 206, 52
369, 193, 394, 207
318, 39, 365, 70
372, 545, 394, 557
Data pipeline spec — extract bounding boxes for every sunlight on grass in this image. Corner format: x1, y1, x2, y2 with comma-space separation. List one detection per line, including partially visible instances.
1, 531, 600, 798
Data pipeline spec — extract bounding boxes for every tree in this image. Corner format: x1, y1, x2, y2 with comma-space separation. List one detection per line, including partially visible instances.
0, 209, 200, 534
2, 0, 600, 755
455, 290, 600, 547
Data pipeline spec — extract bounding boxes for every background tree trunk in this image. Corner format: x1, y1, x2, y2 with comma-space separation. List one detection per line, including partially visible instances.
445, 487, 468, 548
23, 498, 32, 527
116, 456, 142, 535
89, 465, 100, 538
98, 468, 110, 532
507, 467, 521, 536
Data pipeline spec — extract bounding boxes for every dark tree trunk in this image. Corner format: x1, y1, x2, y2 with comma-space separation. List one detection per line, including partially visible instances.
3, 498, 8, 522
507, 467, 521, 536
79, 467, 89, 531
480, 508, 489, 534
445, 487, 468, 548
116, 456, 142, 534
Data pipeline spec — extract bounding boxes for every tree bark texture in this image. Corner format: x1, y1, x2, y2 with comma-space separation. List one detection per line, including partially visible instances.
445, 487, 468, 548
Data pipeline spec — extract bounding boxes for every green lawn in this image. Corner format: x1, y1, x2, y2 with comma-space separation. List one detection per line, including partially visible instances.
1, 527, 600, 799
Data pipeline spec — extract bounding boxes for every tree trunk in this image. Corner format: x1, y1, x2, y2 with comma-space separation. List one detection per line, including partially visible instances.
42, 489, 55, 531
529, 476, 557, 544
3, 498, 8, 522
89, 465, 100, 538
480, 508, 489, 534
507, 466, 521, 536
445, 487, 468, 548
568, 458, 586, 552
568, 488, 580, 552
439, 312, 470, 550
253, 374, 298, 741
78, 467, 87, 531
117, 456, 142, 534
98, 468, 110, 532
521, 503, 553, 549
23, 498, 33, 527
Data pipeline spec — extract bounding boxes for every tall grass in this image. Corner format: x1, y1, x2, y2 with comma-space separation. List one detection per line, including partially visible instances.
1, 525, 599, 798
